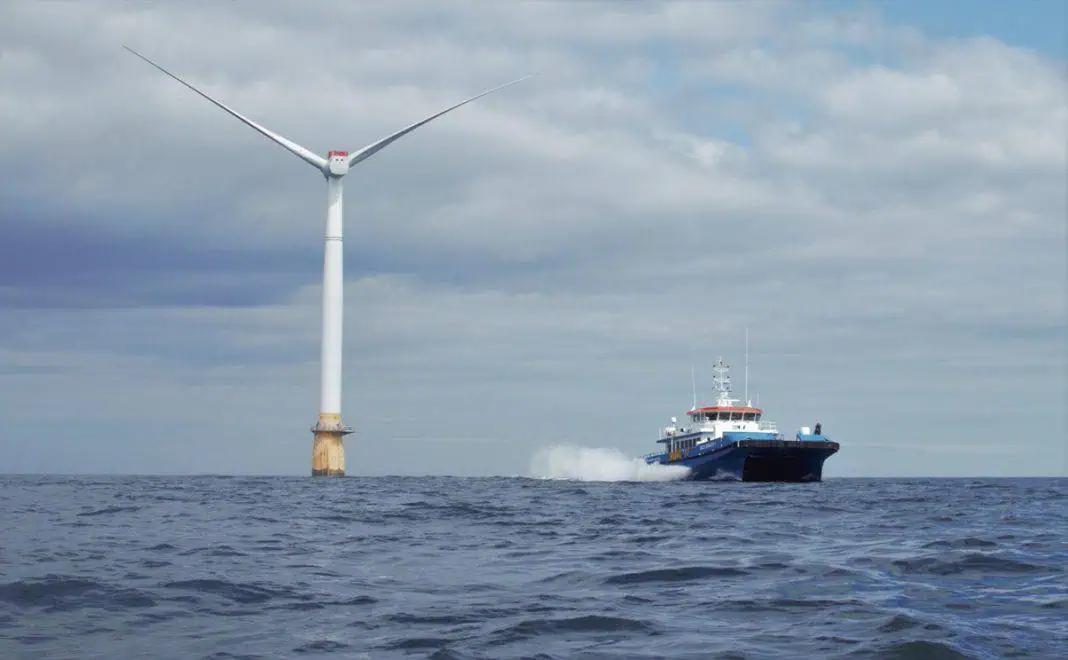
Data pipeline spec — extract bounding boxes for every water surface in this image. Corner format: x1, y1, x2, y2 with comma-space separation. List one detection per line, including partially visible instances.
1, 475, 1064, 658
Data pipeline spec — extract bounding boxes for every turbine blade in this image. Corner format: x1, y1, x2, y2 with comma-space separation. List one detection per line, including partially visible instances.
124, 46, 327, 171
347, 74, 536, 166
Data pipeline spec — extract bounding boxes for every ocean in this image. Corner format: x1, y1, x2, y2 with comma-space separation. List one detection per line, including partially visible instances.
1, 451, 1065, 659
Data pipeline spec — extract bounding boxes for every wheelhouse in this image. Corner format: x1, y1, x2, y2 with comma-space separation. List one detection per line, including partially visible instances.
654, 357, 782, 458
689, 406, 763, 423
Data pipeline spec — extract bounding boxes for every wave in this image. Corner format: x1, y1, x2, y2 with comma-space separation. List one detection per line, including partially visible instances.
0, 576, 156, 611
604, 566, 749, 585
889, 553, 1057, 576
495, 614, 656, 639
160, 578, 305, 605
527, 445, 691, 482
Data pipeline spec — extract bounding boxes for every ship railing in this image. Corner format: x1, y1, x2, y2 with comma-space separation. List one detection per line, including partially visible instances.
758, 421, 778, 431
652, 433, 805, 462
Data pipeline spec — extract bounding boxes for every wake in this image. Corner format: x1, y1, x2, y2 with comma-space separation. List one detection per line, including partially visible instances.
528, 444, 691, 482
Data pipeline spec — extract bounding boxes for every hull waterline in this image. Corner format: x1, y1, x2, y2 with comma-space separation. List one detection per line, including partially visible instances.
649, 439, 840, 482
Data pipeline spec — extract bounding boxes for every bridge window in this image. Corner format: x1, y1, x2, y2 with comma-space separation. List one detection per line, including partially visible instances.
744, 412, 755, 421
731, 411, 743, 420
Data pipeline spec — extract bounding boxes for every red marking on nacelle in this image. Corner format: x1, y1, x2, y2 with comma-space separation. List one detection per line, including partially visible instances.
328, 150, 349, 158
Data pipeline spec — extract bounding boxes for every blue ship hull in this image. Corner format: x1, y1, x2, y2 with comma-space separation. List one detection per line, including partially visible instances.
645, 434, 840, 482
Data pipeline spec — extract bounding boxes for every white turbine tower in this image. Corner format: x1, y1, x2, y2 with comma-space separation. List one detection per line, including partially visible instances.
124, 46, 533, 477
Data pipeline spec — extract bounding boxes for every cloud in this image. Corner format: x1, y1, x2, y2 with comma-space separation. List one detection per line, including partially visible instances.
0, 1, 1063, 476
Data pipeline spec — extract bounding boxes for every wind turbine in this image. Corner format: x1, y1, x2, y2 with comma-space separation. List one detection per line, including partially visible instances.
124, 46, 533, 477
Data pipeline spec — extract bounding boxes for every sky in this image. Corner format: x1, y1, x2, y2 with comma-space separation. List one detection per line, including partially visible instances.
0, 1, 1064, 478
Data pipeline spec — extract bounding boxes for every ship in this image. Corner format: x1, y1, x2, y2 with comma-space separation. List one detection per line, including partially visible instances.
643, 357, 839, 482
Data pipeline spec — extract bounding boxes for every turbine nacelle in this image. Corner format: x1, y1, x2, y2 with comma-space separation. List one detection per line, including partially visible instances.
325, 151, 350, 178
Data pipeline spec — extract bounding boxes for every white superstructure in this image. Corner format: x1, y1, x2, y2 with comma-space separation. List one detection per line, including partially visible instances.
660, 357, 780, 448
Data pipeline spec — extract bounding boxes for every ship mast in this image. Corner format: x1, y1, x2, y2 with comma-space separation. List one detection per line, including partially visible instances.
711, 357, 737, 407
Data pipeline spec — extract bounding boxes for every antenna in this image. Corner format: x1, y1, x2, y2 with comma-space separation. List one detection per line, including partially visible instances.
745, 326, 749, 406
691, 364, 697, 410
